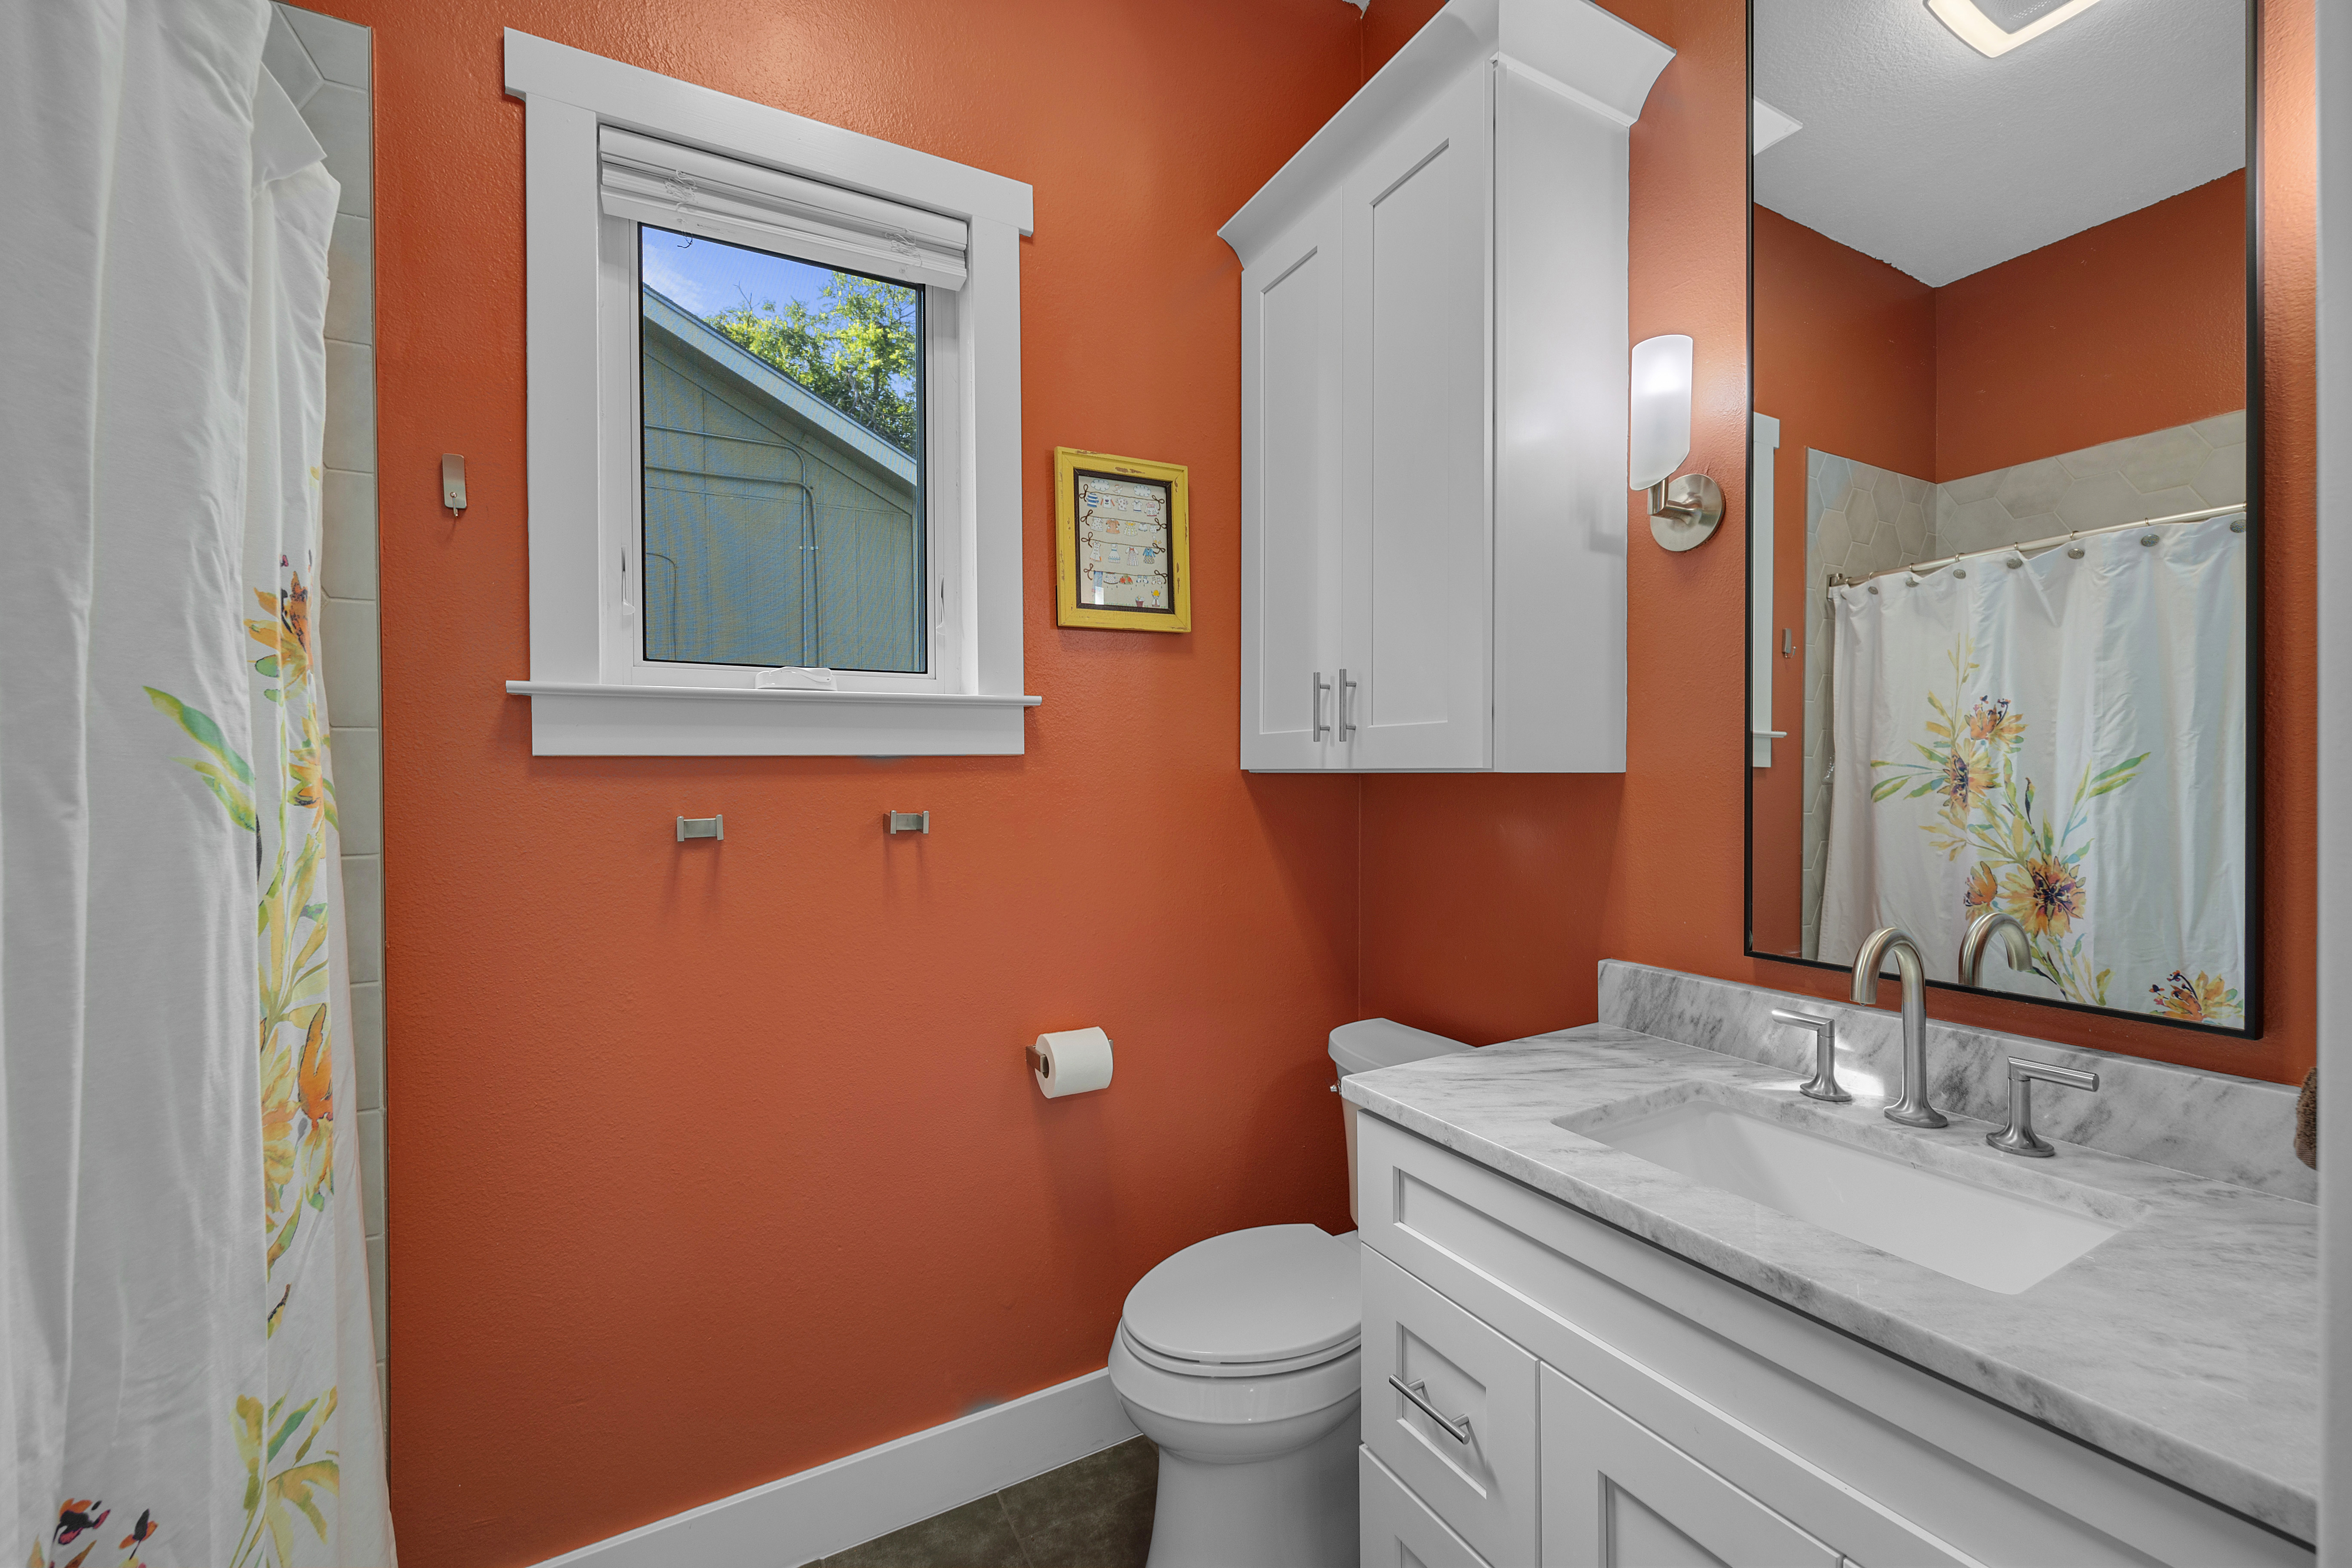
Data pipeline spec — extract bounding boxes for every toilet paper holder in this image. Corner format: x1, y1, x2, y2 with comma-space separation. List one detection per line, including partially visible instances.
1027, 1031, 1115, 1090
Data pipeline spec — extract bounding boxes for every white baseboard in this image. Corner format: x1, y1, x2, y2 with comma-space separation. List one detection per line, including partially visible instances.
532, 1367, 1140, 1567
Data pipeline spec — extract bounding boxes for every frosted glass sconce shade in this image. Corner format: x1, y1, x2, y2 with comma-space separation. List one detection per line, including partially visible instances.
1628, 333, 1721, 550
1629, 334, 1693, 491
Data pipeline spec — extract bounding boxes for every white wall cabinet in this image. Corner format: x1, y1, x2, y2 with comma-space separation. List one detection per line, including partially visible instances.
1353, 1111, 2314, 1568
1224, 0, 1671, 773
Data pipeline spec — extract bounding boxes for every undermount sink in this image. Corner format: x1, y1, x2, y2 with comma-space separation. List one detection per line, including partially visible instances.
1559, 1085, 2135, 1294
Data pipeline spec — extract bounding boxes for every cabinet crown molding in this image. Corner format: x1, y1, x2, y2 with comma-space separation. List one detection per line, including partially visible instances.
1219, 0, 1672, 262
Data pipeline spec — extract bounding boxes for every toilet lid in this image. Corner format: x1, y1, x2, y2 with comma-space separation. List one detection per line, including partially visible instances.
1121, 1225, 1359, 1368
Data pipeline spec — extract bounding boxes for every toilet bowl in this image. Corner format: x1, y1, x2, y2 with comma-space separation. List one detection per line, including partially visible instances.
1107, 1225, 1362, 1568
1108, 1022, 1469, 1567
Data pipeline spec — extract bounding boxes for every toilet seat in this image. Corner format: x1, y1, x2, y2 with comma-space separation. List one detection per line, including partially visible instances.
1119, 1224, 1359, 1378
1118, 1321, 1357, 1379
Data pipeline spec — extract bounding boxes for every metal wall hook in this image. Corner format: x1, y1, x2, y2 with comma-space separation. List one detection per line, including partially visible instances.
886, 810, 930, 835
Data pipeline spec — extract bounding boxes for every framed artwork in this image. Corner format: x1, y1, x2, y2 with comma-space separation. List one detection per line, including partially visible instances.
1054, 447, 1191, 632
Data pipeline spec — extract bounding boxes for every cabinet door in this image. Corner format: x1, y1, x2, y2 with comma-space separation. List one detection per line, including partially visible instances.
1240, 190, 1344, 770
1361, 1445, 1492, 1568
1540, 1365, 1842, 1568
1338, 66, 1492, 770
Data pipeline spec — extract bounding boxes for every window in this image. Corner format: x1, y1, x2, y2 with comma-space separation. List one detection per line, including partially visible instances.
636, 228, 927, 674
503, 30, 1037, 755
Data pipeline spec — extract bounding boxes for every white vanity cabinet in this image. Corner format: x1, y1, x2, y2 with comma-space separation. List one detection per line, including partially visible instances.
1222, 0, 1670, 774
1352, 1111, 2313, 1568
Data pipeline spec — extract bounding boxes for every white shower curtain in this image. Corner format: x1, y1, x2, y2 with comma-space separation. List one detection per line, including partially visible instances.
1, 2, 394, 1562
1818, 513, 2247, 1026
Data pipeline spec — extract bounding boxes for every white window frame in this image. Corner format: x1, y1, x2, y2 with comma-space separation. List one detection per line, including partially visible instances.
503, 29, 1038, 755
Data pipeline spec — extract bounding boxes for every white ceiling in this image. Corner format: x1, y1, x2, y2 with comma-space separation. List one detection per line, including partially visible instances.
1753, 0, 2244, 287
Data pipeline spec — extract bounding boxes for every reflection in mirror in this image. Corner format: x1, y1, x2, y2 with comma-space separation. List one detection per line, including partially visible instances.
1746, 0, 2256, 1032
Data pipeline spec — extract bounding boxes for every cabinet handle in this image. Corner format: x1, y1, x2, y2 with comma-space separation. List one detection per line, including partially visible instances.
1338, 668, 1358, 741
1312, 671, 1332, 741
1387, 1375, 1472, 1443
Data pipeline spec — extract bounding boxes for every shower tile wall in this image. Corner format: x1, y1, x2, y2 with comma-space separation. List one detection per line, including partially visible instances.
270, 2, 386, 1415
1801, 453, 1936, 959
1798, 415, 2247, 958
1934, 413, 2248, 556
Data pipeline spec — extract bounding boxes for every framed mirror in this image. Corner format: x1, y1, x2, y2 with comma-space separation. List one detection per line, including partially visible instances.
1744, 0, 2260, 1035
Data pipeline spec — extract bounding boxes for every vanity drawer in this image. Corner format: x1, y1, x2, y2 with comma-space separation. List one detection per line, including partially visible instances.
1361, 1445, 1492, 1568
1361, 1244, 1538, 1566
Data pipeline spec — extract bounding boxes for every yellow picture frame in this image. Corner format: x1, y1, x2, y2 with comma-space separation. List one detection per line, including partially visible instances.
1054, 447, 1191, 632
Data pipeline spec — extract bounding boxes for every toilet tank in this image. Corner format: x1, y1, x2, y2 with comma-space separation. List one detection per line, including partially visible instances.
1329, 1019, 1472, 1223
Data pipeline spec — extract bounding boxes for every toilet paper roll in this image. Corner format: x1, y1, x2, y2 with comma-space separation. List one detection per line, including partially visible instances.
1033, 1027, 1114, 1098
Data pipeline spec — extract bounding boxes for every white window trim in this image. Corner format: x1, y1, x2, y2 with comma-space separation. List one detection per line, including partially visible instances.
502, 29, 1038, 755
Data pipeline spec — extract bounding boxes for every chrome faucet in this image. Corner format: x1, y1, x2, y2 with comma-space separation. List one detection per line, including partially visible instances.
1850, 927, 1945, 1128
1958, 911, 2031, 989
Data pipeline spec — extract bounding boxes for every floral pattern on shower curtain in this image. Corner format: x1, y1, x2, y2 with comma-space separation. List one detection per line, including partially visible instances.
2, 2, 393, 1564
1818, 512, 2248, 1025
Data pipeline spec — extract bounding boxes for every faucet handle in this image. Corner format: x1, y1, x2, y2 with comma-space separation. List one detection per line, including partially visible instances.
1986, 1057, 2100, 1158
1770, 1008, 1851, 1104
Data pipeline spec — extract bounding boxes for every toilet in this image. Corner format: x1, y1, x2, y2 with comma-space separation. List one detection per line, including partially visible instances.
1108, 1020, 1471, 1568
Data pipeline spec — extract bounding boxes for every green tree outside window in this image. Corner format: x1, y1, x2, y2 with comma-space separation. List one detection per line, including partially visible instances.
706, 272, 919, 454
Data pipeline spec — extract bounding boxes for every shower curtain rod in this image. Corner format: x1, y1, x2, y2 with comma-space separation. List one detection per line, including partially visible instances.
1829, 504, 2248, 590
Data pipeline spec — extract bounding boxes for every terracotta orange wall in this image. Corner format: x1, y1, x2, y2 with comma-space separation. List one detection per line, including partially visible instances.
1937, 170, 2249, 479
319, 0, 1380, 1562
1360, 0, 2316, 1092
1748, 205, 1937, 952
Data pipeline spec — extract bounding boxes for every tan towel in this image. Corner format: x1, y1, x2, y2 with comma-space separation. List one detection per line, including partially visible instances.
2296, 1068, 2317, 1170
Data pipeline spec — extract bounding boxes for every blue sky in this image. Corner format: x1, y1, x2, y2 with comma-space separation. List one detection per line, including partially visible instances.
639, 224, 834, 320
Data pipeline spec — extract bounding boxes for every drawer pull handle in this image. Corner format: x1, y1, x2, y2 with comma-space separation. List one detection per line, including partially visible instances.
1388, 1375, 1472, 1444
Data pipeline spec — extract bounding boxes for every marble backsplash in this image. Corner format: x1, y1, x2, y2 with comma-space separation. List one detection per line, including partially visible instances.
1597, 961, 2313, 1203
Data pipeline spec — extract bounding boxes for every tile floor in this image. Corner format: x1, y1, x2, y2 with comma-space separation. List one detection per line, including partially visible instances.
816, 1437, 1158, 1566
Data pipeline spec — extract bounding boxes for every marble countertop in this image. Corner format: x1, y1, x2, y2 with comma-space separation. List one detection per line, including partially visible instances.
1342, 1024, 2318, 1542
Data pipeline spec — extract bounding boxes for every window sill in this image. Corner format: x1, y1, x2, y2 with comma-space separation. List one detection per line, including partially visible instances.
505, 680, 1041, 756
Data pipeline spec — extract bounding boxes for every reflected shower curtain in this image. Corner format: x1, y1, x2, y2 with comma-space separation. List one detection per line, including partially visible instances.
1818, 514, 2247, 1026
0, 2, 394, 1562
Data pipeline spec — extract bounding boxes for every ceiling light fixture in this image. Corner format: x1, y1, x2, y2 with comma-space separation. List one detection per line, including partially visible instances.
1926, 0, 2104, 58
1753, 98, 1803, 155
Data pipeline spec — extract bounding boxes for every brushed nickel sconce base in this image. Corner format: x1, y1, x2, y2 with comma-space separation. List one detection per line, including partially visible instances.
1648, 473, 1724, 551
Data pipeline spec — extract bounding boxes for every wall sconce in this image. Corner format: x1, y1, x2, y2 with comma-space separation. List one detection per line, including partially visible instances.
1630, 334, 1722, 552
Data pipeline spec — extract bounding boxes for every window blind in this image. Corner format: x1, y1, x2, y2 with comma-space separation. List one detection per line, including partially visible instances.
599, 126, 968, 291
